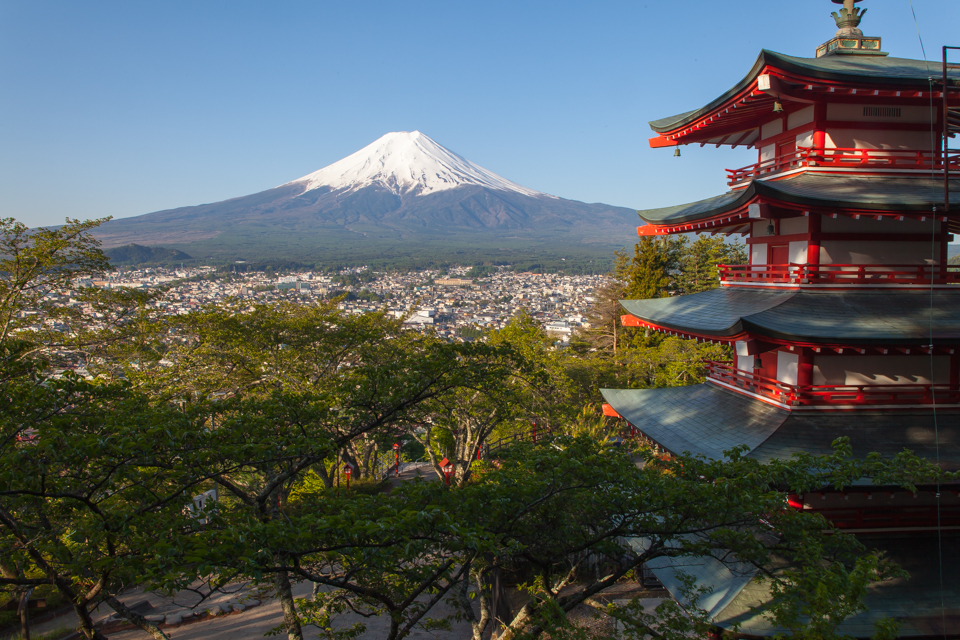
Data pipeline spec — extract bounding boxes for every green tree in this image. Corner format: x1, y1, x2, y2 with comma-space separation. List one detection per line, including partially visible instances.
622, 237, 673, 300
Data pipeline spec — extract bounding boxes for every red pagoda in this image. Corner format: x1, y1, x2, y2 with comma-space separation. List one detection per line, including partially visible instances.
602, 1, 960, 635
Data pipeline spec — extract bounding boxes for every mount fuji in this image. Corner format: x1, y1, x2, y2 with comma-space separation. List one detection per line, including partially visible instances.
93, 132, 639, 263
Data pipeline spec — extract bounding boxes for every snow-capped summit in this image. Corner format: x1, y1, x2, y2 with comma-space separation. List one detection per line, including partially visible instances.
284, 131, 545, 198
92, 130, 639, 258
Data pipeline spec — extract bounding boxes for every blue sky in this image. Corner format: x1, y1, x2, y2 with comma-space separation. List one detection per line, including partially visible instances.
1, 0, 957, 227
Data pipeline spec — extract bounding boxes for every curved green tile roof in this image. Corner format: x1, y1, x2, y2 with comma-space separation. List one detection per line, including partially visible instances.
638, 175, 960, 225
620, 289, 960, 345
649, 49, 960, 134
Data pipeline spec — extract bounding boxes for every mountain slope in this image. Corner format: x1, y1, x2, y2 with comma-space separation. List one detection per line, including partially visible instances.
93, 132, 639, 261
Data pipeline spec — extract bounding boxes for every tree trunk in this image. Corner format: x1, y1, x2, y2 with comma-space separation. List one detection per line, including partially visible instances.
104, 594, 170, 640
72, 600, 107, 640
19, 591, 30, 640
316, 462, 334, 489
275, 569, 303, 640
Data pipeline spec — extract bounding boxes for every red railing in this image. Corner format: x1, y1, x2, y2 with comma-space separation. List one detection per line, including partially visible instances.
718, 263, 960, 286
705, 360, 960, 407
726, 147, 960, 186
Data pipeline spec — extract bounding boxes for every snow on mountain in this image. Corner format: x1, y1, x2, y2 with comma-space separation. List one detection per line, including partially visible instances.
284, 131, 547, 198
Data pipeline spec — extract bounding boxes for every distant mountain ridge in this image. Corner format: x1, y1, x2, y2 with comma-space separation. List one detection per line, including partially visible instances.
105, 244, 192, 265
92, 132, 639, 263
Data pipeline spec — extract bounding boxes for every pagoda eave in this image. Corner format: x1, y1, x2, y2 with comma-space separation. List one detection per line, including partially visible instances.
601, 384, 960, 467
619, 289, 960, 346
637, 175, 960, 233
648, 49, 960, 146
621, 314, 960, 353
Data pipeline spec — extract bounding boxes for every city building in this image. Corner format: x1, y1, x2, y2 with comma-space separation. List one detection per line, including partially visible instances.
601, 1, 960, 635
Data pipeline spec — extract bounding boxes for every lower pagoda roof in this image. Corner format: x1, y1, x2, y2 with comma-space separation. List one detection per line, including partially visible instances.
634, 532, 960, 638
637, 174, 960, 227
600, 384, 960, 471
620, 289, 960, 345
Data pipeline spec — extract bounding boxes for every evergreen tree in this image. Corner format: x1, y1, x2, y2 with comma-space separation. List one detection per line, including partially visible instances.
622, 237, 673, 299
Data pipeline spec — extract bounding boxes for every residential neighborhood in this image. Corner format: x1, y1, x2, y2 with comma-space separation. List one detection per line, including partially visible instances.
57, 265, 608, 343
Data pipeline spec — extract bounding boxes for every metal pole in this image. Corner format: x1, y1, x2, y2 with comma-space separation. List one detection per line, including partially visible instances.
945, 46, 950, 214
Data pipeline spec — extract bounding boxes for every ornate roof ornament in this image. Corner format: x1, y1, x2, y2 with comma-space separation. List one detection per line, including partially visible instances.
831, 0, 865, 37
816, 0, 885, 58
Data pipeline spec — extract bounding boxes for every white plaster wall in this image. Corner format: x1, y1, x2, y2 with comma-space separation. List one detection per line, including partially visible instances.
826, 103, 933, 124
737, 354, 753, 372
780, 217, 808, 235
761, 119, 784, 140
796, 131, 814, 148
820, 241, 938, 265
788, 241, 807, 264
788, 106, 815, 130
751, 244, 766, 265
760, 144, 776, 162
812, 355, 949, 385
777, 352, 799, 385
821, 216, 931, 233
825, 129, 932, 151
752, 221, 770, 236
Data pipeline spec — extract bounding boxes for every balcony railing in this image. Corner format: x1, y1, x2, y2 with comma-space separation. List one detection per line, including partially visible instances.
718, 263, 960, 286
726, 147, 960, 186
705, 360, 960, 407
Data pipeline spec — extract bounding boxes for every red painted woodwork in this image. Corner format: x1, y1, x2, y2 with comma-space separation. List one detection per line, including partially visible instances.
705, 360, 960, 408
602, 403, 622, 418
727, 147, 960, 187
768, 244, 789, 265
719, 263, 960, 286
777, 139, 796, 163
808, 212, 821, 268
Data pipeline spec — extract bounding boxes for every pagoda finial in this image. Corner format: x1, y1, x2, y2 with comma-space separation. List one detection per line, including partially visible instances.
831, 0, 866, 37
816, 0, 885, 58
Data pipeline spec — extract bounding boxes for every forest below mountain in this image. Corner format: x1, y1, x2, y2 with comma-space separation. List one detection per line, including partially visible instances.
0, 216, 947, 640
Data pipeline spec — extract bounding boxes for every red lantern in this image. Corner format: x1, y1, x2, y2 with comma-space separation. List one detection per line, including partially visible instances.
439, 457, 454, 485
343, 463, 353, 489
393, 442, 401, 476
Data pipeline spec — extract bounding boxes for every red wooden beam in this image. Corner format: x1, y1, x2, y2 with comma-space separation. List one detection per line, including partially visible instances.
602, 403, 622, 418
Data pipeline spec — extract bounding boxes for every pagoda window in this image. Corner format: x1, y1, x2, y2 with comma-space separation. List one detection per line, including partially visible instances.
812, 355, 950, 386
821, 217, 930, 234
826, 103, 932, 125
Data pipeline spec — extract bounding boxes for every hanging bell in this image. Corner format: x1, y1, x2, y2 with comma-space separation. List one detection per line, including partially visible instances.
674, 146, 681, 157
766, 222, 776, 236
753, 356, 763, 370
773, 100, 785, 113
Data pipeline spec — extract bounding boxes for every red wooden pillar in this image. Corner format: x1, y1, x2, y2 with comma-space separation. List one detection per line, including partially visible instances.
797, 348, 814, 404
807, 214, 821, 277
812, 102, 827, 156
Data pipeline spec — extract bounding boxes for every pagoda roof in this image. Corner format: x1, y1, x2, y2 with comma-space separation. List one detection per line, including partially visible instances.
649, 49, 960, 145
638, 174, 960, 228
619, 289, 960, 345
600, 384, 960, 470
636, 531, 960, 638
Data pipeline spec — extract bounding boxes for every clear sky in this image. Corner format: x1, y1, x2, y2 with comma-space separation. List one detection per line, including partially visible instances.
1, 0, 957, 227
